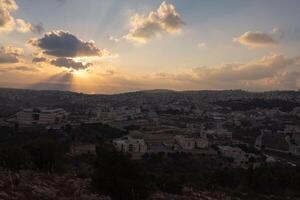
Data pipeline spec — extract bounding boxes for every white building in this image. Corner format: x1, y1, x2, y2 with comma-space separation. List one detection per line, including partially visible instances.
218, 146, 260, 169
174, 135, 209, 150
113, 136, 147, 153
16, 108, 68, 127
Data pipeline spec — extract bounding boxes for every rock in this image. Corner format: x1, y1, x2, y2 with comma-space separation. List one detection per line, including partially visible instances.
0, 191, 9, 199
0, 170, 109, 200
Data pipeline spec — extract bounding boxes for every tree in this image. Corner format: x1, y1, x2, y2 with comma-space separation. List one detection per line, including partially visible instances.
93, 147, 150, 200
0, 146, 30, 170
27, 137, 64, 172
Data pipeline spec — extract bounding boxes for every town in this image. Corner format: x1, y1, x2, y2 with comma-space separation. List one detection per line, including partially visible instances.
0, 88, 300, 199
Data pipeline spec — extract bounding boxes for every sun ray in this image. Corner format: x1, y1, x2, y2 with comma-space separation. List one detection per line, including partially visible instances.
27, 71, 74, 91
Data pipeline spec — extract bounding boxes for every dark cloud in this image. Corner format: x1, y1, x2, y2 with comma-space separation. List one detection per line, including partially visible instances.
32, 56, 48, 63
51, 57, 92, 70
31, 23, 44, 34
28, 31, 105, 57
0, 54, 18, 63
0, 46, 22, 63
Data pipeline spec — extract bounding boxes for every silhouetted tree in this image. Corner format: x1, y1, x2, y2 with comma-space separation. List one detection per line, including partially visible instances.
27, 137, 64, 172
93, 147, 150, 200
0, 146, 30, 170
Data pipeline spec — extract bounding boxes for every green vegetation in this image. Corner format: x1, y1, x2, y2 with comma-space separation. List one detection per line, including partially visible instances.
215, 99, 300, 112
1, 125, 300, 199
0, 126, 70, 172
26, 137, 66, 171
0, 145, 30, 170
93, 146, 300, 200
93, 146, 150, 200
73, 123, 127, 142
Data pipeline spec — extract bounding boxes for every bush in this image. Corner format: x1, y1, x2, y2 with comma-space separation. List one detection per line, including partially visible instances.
26, 137, 65, 172
0, 146, 31, 170
93, 147, 150, 200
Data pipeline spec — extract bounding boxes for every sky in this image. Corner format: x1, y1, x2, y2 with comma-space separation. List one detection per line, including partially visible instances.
0, 0, 300, 94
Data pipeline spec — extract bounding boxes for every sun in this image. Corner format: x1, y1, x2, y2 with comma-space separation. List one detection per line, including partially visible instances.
71, 69, 88, 77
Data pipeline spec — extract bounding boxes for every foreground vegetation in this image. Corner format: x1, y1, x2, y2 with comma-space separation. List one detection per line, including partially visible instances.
93, 143, 300, 200
1, 126, 300, 200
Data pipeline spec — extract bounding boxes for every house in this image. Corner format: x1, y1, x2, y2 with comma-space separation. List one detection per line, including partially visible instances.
218, 146, 260, 169
174, 135, 209, 150
16, 108, 68, 128
203, 128, 232, 140
113, 136, 147, 153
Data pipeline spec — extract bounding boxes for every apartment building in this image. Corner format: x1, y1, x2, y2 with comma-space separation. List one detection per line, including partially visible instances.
113, 136, 147, 153
16, 108, 68, 127
174, 135, 209, 150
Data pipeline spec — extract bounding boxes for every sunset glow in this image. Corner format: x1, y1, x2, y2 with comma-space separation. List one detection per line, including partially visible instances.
1, 0, 300, 93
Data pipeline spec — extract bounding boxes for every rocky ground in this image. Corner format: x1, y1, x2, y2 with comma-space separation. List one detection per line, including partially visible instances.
1, 170, 299, 200
152, 191, 237, 200
151, 188, 300, 200
0, 170, 110, 200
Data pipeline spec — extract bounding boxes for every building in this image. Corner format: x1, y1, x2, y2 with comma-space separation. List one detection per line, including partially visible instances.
218, 146, 260, 169
97, 106, 142, 122
16, 108, 68, 128
174, 135, 209, 150
203, 128, 232, 140
113, 136, 147, 153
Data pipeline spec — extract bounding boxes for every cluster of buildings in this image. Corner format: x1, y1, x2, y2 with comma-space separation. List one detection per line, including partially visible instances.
3, 92, 300, 168
111, 127, 229, 160
255, 125, 300, 156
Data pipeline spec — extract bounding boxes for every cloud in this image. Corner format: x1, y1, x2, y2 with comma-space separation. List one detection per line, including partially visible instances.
192, 55, 294, 81
50, 57, 92, 70
0, 0, 17, 31
29, 30, 108, 57
15, 19, 31, 33
108, 35, 121, 43
13, 66, 38, 72
234, 31, 278, 48
154, 54, 300, 90
125, 1, 184, 43
197, 42, 207, 48
0, 65, 38, 73
0, 0, 42, 34
0, 45, 23, 63
32, 56, 48, 63
16, 19, 44, 34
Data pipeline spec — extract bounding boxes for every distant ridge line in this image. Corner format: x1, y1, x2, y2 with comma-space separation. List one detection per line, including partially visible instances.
0, 87, 299, 96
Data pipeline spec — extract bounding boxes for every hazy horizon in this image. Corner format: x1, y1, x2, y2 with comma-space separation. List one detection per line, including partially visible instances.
1, 85, 300, 96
